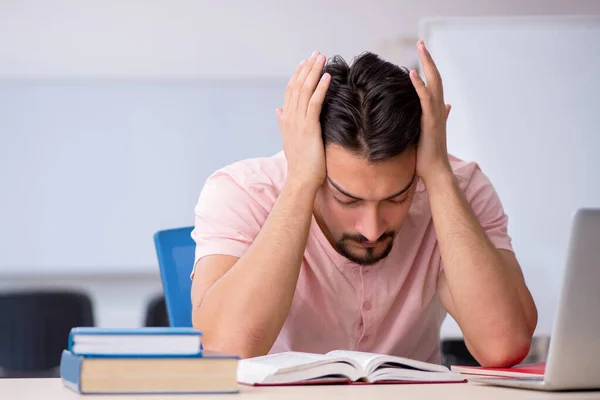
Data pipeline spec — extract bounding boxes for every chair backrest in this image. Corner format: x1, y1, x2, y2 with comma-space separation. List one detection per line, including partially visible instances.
0, 291, 94, 376
144, 295, 169, 327
154, 226, 195, 327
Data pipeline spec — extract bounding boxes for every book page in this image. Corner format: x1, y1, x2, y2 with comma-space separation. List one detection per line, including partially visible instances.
237, 352, 361, 385
244, 352, 330, 372
326, 350, 449, 376
369, 368, 465, 383
325, 350, 382, 373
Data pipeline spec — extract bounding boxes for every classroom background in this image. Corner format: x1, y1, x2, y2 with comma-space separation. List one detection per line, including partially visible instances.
2, 0, 600, 377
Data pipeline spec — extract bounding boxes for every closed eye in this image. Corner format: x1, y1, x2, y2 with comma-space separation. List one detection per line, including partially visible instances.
334, 197, 360, 207
334, 196, 409, 207
387, 196, 410, 205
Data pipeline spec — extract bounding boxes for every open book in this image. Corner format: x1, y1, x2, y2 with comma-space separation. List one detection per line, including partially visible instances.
237, 350, 466, 385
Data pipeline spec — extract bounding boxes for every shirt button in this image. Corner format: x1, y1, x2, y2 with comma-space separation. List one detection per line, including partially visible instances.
363, 301, 371, 311
364, 267, 371, 273
362, 335, 369, 341
352, 267, 359, 275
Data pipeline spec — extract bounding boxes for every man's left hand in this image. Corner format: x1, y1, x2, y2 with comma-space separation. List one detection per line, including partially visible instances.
410, 40, 452, 184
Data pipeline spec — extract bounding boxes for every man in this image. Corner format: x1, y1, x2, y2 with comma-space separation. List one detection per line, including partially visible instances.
190, 41, 537, 367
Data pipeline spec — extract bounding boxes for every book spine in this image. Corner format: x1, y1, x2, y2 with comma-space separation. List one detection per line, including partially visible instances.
69, 327, 203, 336
70, 352, 204, 359
60, 350, 84, 393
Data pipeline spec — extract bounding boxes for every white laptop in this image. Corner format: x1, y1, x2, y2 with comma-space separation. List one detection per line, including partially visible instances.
468, 208, 600, 391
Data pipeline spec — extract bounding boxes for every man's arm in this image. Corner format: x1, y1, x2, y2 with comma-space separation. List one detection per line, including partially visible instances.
192, 179, 317, 358
429, 172, 537, 367
192, 52, 331, 358
409, 40, 537, 367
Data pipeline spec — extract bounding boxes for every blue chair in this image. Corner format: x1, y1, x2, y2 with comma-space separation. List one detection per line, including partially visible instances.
153, 226, 195, 327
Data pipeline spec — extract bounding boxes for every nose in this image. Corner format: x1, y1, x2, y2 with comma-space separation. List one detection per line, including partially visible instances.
355, 205, 387, 242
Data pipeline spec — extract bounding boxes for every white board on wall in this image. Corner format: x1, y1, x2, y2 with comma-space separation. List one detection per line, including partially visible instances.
0, 80, 285, 276
420, 16, 600, 337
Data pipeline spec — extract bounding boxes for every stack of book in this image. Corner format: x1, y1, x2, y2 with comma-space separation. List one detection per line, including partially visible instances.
60, 327, 239, 395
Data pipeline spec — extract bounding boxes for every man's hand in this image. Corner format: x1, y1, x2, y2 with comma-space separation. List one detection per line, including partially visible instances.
409, 40, 452, 184
276, 51, 331, 192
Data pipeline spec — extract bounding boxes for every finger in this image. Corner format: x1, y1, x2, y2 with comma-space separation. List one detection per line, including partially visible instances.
409, 69, 431, 110
416, 40, 443, 100
306, 72, 331, 121
445, 104, 452, 119
299, 54, 326, 115
284, 60, 306, 114
290, 51, 320, 113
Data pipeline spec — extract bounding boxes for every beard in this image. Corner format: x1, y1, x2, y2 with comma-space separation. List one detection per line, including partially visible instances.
335, 231, 396, 266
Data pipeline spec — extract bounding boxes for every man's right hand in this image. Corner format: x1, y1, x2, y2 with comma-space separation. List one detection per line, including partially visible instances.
276, 51, 331, 192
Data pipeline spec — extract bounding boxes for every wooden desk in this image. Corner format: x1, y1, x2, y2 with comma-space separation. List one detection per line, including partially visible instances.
1, 378, 599, 399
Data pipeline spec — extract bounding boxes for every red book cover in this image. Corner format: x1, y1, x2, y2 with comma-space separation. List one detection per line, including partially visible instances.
451, 362, 545, 378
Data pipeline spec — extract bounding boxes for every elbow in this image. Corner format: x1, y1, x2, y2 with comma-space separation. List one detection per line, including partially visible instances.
475, 332, 533, 368
193, 307, 270, 359
201, 328, 271, 359
470, 302, 538, 368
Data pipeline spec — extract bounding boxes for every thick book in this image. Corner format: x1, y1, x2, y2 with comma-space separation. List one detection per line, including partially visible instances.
237, 350, 466, 385
451, 362, 546, 378
68, 327, 203, 356
60, 350, 239, 394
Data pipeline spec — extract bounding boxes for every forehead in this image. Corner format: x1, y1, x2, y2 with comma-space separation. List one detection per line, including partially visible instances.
325, 144, 416, 199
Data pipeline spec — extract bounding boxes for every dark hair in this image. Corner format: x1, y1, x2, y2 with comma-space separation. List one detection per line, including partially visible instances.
320, 52, 421, 162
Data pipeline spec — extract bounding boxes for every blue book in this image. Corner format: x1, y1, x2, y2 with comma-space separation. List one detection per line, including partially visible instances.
60, 350, 240, 394
68, 327, 203, 357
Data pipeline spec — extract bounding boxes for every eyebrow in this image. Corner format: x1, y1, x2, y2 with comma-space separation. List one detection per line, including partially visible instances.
327, 172, 417, 201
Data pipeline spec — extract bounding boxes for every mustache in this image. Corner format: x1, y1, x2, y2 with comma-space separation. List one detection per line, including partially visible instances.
340, 231, 395, 243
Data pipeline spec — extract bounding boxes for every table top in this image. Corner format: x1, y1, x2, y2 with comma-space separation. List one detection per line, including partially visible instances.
1, 378, 600, 399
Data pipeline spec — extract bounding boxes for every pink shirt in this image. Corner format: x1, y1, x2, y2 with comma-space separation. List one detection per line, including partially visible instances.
191, 151, 513, 363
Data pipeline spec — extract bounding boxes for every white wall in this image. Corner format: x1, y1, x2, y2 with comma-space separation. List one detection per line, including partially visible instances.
422, 16, 600, 338
2, 0, 600, 334
0, 80, 285, 275
2, 0, 600, 79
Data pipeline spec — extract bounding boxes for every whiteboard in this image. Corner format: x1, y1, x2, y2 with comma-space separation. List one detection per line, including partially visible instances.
421, 16, 600, 336
0, 80, 284, 275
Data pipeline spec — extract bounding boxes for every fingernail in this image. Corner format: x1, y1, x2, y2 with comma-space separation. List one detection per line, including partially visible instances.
299, 60, 306, 67
321, 73, 330, 81
311, 51, 319, 59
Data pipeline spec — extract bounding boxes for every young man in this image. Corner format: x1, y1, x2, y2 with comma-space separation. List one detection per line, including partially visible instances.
190, 41, 537, 367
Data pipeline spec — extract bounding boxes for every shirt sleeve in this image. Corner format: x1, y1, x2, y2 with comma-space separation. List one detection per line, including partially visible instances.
190, 170, 270, 278
462, 165, 514, 253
